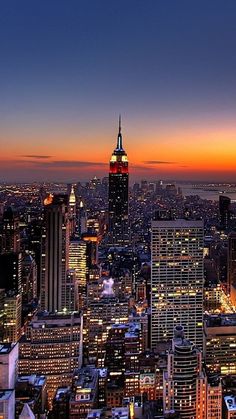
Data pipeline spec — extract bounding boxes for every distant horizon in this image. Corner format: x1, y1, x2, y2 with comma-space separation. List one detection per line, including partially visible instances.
1, 178, 236, 186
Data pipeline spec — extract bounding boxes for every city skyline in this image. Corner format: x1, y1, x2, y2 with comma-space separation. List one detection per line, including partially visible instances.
1, 1, 236, 182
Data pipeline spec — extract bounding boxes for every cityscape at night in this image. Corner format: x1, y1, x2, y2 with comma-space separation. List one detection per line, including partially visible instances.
1, 1, 236, 418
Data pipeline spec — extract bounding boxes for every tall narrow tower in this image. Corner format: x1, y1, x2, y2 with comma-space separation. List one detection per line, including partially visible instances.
40, 194, 70, 312
108, 117, 129, 245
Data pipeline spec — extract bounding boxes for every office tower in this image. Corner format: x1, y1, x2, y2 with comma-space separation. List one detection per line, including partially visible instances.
78, 199, 87, 236
151, 218, 204, 349
105, 324, 128, 378
3, 293, 22, 343
69, 235, 98, 309
163, 326, 206, 419
27, 218, 43, 298
206, 375, 222, 419
19, 311, 83, 407
219, 195, 231, 230
82, 232, 98, 266
228, 232, 236, 299
0, 343, 18, 388
0, 252, 22, 294
108, 117, 129, 245
1, 207, 20, 253
21, 254, 37, 304
0, 289, 4, 340
84, 294, 129, 366
69, 239, 87, 309
204, 314, 236, 375
68, 184, 77, 238
40, 194, 69, 312
65, 269, 76, 312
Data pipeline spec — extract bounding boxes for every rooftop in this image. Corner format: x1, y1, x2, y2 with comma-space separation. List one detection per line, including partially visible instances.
0, 342, 17, 355
206, 314, 236, 327
225, 395, 236, 411
0, 390, 14, 401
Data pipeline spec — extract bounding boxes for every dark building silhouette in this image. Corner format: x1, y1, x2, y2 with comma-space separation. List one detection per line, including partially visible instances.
0, 252, 22, 294
108, 117, 129, 245
1, 207, 20, 254
219, 195, 231, 230
228, 232, 236, 296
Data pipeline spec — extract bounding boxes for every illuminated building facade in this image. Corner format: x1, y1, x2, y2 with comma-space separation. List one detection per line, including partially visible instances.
108, 117, 129, 245
84, 296, 129, 366
204, 314, 236, 375
19, 311, 83, 407
163, 326, 206, 419
3, 293, 22, 343
69, 239, 87, 309
1, 207, 20, 253
69, 367, 99, 419
206, 376, 222, 419
68, 184, 77, 238
151, 218, 204, 349
40, 194, 69, 312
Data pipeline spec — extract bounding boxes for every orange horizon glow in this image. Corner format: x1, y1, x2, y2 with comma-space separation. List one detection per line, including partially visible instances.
1, 121, 236, 181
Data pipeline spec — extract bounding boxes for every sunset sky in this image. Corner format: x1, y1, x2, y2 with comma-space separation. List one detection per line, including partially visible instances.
1, 1, 236, 182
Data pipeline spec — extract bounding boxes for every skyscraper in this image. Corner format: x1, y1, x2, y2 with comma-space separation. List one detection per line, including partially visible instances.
151, 218, 204, 349
40, 194, 70, 312
1, 207, 20, 254
219, 195, 231, 230
228, 232, 236, 298
163, 326, 206, 419
108, 117, 129, 246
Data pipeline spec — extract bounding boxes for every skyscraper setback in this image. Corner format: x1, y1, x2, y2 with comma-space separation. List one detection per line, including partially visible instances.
108, 117, 129, 245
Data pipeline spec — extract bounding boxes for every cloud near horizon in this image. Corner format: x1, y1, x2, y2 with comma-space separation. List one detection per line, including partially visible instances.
143, 160, 177, 165
20, 155, 53, 159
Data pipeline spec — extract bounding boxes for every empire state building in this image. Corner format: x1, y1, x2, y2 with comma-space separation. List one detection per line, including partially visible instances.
108, 117, 129, 245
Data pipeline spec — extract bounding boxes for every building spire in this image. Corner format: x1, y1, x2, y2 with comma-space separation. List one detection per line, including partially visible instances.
116, 114, 123, 150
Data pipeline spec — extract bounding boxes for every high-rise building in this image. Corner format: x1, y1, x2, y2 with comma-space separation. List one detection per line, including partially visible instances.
84, 294, 129, 366
206, 375, 222, 419
151, 218, 204, 349
108, 117, 129, 245
40, 194, 69, 312
3, 293, 22, 343
0, 252, 22, 294
228, 232, 236, 299
69, 239, 87, 309
204, 314, 236, 375
1, 207, 20, 254
19, 311, 83, 407
219, 195, 231, 230
68, 185, 77, 238
0, 343, 19, 388
163, 326, 206, 419
21, 254, 37, 304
